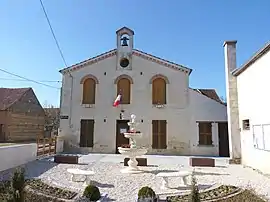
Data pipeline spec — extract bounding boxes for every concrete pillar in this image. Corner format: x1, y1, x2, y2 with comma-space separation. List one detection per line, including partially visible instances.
223, 41, 241, 159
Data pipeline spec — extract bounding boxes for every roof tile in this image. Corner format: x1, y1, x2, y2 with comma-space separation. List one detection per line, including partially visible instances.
0, 88, 30, 110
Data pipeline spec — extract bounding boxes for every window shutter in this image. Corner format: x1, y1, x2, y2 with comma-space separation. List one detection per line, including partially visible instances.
82, 78, 96, 104
152, 78, 166, 104
87, 120, 94, 147
159, 120, 167, 149
117, 78, 130, 104
152, 120, 159, 148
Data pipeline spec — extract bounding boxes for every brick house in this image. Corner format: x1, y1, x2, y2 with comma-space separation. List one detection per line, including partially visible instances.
0, 88, 45, 142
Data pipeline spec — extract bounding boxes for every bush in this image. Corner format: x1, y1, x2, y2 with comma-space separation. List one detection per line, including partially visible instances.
189, 172, 200, 202
138, 186, 156, 199
83, 185, 101, 201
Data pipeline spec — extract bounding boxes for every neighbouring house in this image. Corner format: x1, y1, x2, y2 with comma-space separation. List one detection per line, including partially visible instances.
59, 27, 228, 156
0, 88, 45, 142
224, 40, 270, 174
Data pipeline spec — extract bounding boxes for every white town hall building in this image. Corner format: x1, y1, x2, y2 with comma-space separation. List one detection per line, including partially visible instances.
59, 27, 228, 156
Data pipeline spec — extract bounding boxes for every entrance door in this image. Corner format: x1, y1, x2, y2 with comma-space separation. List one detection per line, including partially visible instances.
80, 119, 94, 147
115, 120, 129, 154
218, 122, 230, 157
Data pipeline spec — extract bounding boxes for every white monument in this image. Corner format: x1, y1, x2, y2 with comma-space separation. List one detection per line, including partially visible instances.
118, 114, 148, 173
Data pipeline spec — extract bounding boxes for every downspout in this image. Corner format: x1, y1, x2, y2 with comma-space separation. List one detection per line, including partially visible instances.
68, 70, 73, 128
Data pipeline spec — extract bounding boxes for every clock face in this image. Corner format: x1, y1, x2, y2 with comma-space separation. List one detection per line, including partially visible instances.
120, 58, 129, 68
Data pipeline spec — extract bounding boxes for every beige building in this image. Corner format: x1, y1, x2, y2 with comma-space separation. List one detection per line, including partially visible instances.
224, 41, 270, 174
59, 27, 228, 156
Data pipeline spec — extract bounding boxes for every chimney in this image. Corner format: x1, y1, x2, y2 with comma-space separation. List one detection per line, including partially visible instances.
223, 41, 241, 160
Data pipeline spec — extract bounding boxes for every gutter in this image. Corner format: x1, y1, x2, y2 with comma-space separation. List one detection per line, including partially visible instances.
68, 70, 73, 128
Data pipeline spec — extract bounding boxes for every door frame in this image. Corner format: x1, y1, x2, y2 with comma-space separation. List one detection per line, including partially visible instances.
115, 119, 130, 154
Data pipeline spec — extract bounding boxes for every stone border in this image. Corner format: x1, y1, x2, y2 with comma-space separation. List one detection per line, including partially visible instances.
165, 186, 243, 202
203, 187, 242, 202
24, 185, 78, 202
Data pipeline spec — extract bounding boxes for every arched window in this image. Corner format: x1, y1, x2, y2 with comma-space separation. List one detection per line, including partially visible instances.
82, 78, 96, 104
152, 77, 167, 105
117, 78, 131, 104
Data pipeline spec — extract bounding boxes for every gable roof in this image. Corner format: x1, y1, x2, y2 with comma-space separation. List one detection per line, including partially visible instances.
116, 27, 134, 35
232, 41, 270, 76
0, 88, 30, 110
192, 88, 226, 105
59, 49, 192, 75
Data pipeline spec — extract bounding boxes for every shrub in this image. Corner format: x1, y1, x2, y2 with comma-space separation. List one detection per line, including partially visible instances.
189, 172, 200, 202
138, 186, 156, 199
83, 185, 101, 201
2, 168, 26, 202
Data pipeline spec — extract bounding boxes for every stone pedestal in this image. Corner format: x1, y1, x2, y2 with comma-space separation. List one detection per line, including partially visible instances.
124, 158, 147, 166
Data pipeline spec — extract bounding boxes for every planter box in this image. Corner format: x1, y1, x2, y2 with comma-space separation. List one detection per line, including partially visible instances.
189, 158, 215, 167
54, 155, 78, 164
124, 158, 147, 166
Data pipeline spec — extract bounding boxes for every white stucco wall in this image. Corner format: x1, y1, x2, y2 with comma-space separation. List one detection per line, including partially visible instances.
237, 50, 270, 174
59, 52, 227, 156
188, 89, 227, 156
0, 144, 37, 172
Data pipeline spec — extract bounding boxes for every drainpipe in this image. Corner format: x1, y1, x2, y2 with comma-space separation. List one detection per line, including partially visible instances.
68, 70, 73, 128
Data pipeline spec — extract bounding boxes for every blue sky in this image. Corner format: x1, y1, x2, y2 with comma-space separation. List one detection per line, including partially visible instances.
0, 0, 269, 107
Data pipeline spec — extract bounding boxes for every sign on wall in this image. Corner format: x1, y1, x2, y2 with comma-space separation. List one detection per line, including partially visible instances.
253, 124, 270, 151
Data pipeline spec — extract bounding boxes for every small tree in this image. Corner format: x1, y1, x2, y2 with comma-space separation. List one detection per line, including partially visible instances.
189, 172, 200, 202
4, 168, 26, 202
43, 102, 60, 132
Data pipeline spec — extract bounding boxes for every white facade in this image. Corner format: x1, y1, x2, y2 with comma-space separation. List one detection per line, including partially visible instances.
59, 27, 228, 156
224, 41, 270, 174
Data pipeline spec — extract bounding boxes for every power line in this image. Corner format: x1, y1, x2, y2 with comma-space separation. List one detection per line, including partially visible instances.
39, 0, 68, 68
0, 68, 60, 89
0, 77, 61, 83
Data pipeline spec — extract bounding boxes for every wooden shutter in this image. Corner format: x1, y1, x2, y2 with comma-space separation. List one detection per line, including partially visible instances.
117, 78, 130, 104
152, 120, 159, 149
82, 78, 96, 104
86, 120, 94, 147
80, 119, 94, 147
152, 78, 166, 104
198, 122, 212, 145
152, 120, 167, 149
159, 120, 167, 149
80, 120, 87, 147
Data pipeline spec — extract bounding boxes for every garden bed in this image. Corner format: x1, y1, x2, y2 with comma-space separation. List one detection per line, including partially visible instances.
167, 185, 266, 202
0, 179, 78, 201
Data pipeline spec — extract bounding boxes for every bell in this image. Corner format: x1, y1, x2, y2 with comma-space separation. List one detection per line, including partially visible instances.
121, 36, 129, 46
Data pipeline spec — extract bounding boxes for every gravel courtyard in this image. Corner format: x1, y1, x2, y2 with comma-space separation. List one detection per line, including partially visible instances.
1, 154, 270, 202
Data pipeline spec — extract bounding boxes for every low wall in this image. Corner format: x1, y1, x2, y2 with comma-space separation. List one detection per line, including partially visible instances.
241, 132, 270, 175
0, 143, 37, 172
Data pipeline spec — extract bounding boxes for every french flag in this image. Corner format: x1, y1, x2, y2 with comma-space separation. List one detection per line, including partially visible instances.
113, 94, 121, 107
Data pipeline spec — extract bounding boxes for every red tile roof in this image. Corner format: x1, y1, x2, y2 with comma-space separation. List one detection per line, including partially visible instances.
0, 88, 30, 110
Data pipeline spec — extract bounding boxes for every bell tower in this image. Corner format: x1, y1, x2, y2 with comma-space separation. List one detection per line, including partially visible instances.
116, 27, 134, 70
